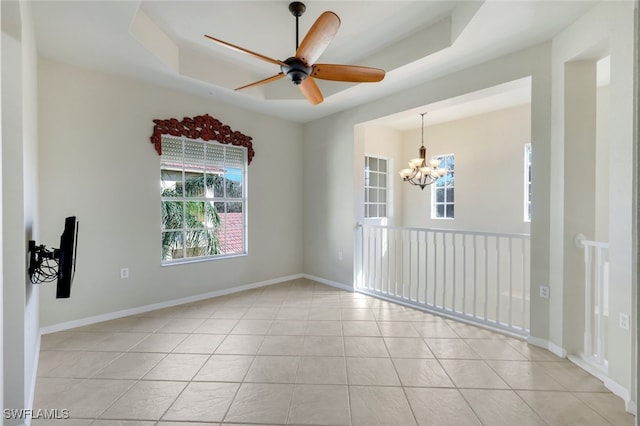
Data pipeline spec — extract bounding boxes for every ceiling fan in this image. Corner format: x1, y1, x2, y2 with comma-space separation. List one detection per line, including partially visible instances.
204, 1, 385, 105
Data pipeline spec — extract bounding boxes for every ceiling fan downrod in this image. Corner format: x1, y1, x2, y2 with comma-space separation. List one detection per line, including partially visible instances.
288, 2, 306, 51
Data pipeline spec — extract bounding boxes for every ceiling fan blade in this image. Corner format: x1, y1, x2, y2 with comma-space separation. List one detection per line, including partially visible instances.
235, 73, 285, 91
312, 64, 385, 82
299, 78, 324, 105
296, 11, 340, 66
204, 35, 287, 67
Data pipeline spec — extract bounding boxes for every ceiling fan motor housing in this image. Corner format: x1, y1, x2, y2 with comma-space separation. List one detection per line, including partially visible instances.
288, 2, 306, 17
281, 57, 312, 85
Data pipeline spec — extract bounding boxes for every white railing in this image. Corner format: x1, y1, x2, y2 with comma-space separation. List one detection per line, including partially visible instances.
576, 235, 609, 372
356, 224, 530, 336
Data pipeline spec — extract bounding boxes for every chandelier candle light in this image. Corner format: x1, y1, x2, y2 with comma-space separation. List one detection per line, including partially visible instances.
399, 112, 448, 190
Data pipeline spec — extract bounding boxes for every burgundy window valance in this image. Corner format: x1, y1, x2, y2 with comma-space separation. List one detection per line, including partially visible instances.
150, 114, 255, 164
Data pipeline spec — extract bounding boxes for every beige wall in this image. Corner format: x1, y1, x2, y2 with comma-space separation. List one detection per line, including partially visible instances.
399, 104, 531, 235
37, 59, 304, 327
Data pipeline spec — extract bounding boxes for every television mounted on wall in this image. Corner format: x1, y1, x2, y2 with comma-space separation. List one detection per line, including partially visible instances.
28, 216, 79, 298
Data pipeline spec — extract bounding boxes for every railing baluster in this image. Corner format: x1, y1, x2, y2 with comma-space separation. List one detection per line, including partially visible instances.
423, 231, 427, 306
443, 233, 447, 309
424, 231, 429, 305
521, 240, 531, 329
496, 236, 501, 325
584, 244, 593, 359
394, 229, 398, 298
385, 230, 392, 294
596, 247, 605, 364
416, 229, 420, 303
484, 236, 488, 321
521, 238, 527, 331
507, 238, 524, 327
452, 234, 456, 313
409, 231, 413, 301
425, 230, 430, 306
364, 226, 369, 290
433, 232, 438, 307
401, 230, 405, 299
473, 235, 477, 319
356, 224, 531, 337
462, 234, 467, 317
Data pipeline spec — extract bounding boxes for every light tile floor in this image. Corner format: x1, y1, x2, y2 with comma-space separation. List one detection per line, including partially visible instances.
33, 278, 635, 425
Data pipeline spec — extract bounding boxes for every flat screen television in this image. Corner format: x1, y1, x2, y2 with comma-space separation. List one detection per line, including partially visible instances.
28, 216, 78, 298
56, 216, 78, 298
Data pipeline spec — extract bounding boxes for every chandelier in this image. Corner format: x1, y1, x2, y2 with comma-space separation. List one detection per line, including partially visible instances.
399, 112, 448, 190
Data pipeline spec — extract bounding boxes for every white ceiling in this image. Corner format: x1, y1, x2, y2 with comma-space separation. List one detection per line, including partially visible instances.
29, 1, 598, 127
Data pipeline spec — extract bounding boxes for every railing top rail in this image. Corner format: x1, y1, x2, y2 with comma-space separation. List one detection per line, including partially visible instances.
357, 223, 530, 240
579, 239, 609, 249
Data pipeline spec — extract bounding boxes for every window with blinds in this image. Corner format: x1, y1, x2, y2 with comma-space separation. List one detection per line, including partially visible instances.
160, 135, 247, 263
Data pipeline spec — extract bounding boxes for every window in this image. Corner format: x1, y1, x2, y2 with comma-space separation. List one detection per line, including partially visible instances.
364, 155, 390, 218
524, 143, 532, 222
432, 154, 455, 219
160, 136, 247, 263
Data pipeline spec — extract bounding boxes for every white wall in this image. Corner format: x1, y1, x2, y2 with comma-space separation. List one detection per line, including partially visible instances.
400, 104, 531, 235
548, 1, 636, 407
21, 1, 39, 417
595, 85, 610, 242
1, 0, 40, 421
0, 0, 5, 418
37, 59, 304, 327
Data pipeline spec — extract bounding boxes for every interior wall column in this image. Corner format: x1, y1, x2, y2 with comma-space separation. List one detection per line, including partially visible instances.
562, 60, 597, 355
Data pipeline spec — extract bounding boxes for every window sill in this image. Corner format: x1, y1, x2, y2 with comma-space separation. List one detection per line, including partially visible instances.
162, 252, 247, 267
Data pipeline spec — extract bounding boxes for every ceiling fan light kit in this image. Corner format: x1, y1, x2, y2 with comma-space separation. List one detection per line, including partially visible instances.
204, 1, 385, 105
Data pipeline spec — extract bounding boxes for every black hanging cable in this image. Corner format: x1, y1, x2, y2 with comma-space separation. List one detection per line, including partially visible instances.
29, 246, 59, 284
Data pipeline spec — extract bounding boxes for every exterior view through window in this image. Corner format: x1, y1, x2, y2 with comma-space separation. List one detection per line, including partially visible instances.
160, 136, 247, 263
432, 154, 455, 219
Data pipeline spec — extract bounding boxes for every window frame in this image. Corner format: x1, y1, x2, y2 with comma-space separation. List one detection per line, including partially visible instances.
160, 135, 248, 265
364, 154, 392, 219
524, 143, 532, 222
431, 153, 455, 220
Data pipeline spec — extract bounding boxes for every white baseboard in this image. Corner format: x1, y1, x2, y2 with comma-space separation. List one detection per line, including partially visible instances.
526, 336, 567, 358
40, 273, 305, 334
603, 376, 636, 415
567, 354, 636, 415
527, 341, 636, 415
302, 274, 354, 292
25, 336, 41, 426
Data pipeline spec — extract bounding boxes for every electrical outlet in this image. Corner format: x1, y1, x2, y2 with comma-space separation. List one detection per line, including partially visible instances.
619, 313, 630, 330
121, 268, 129, 279
539, 286, 550, 299
338, 250, 343, 261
